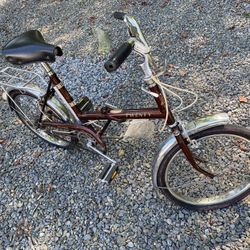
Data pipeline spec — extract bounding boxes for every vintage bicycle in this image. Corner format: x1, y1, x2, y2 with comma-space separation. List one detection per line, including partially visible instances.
0, 12, 249, 210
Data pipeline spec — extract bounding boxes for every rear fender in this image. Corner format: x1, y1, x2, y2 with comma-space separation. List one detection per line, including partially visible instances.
6, 83, 75, 123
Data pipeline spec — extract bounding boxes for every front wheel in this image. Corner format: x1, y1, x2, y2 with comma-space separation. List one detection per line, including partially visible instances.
8, 89, 77, 148
156, 125, 250, 210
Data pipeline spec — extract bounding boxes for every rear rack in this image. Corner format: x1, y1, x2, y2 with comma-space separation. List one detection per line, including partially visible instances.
0, 66, 47, 90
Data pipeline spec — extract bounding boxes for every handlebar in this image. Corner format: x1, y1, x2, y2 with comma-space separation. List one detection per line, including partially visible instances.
113, 12, 126, 20
104, 41, 134, 73
104, 12, 150, 73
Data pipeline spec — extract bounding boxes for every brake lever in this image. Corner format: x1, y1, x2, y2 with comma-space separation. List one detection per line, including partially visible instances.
124, 15, 149, 48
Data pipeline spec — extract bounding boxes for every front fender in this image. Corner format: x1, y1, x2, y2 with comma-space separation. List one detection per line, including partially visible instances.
152, 113, 230, 187
6, 83, 75, 123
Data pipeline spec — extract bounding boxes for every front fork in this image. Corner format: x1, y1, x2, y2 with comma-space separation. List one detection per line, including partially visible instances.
150, 84, 215, 178
168, 116, 215, 178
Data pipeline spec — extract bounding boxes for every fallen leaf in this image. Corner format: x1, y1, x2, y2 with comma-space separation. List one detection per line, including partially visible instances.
234, 139, 249, 152
161, 0, 171, 8
196, 4, 204, 12
99, 76, 110, 81
180, 31, 189, 39
32, 151, 42, 158
1, 92, 7, 101
118, 148, 125, 157
41, 27, 49, 34
88, 16, 97, 23
14, 119, 23, 125
179, 69, 188, 77
239, 96, 248, 103
239, 144, 248, 152
0, 139, 5, 144
48, 184, 53, 193
168, 64, 174, 69
14, 159, 22, 166
222, 51, 230, 57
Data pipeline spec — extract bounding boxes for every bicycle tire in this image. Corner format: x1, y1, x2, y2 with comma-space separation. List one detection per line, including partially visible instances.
8, 89, 77, 148
156, 125, 250, 210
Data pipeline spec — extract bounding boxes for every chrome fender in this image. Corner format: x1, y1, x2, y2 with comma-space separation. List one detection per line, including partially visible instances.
6, 83, 75, 123
152, 113, 230, 187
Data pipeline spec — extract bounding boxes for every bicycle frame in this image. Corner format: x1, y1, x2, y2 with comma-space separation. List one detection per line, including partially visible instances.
39, 62, 172, 146
40, 61, 216, 178
41, 62, 167, 121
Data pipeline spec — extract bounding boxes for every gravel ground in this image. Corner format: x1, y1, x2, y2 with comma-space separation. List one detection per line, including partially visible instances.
0, 0, 250, 249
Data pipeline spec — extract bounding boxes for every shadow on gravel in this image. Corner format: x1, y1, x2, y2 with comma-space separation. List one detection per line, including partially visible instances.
1, 0, 250, 249
0, 0, 118, 58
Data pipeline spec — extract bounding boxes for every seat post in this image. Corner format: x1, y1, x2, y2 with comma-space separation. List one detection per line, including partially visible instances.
40, 62, 81, 123
41, 62, 54, 76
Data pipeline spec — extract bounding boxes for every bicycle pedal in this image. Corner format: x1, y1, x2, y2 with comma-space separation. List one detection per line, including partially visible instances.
99, 164, 119, 183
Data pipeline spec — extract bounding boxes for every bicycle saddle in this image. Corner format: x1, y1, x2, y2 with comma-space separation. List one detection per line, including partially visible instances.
1, 30, 62, 65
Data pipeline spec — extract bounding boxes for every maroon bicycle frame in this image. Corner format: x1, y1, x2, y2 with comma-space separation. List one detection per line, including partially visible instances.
50, 72, 169, 122
42, 70, 214, 178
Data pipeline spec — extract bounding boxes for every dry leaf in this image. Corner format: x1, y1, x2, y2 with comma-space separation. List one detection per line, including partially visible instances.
14, 159, 22, 166
0, 139, 5, 144
234, 140, 249, 152
14, 119, 23, 125
2, 92, 7, 101
196, 4, 204, 12
88, 16, 97, 24
239, 96, 248, 103
41, 27, 49, 34
32, 151, 42, 158
180, 31, 189, 39
239, 144, 248, 152
161, 0, 171, 8
48, 184, 53, 193
179, 69, 188, 77
99, 76, 110, 81
118, 149, 125, 157
222, 51, 230, 57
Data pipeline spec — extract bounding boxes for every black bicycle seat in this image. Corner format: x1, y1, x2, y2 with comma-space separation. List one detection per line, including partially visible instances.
1, 30, 63, 65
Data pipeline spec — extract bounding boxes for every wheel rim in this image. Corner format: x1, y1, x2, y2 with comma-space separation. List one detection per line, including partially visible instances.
165, 134, 250, 206
13, 93, 73, 147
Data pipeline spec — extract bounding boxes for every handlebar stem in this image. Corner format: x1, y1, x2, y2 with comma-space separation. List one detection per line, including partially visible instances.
140, 55, 153, 81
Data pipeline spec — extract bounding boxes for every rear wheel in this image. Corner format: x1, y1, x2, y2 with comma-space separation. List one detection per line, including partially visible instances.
8, 90, 77, 148
156, 125, 250, 210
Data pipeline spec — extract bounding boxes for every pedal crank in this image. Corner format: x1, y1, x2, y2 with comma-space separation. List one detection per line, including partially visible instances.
86, 140, 119, 183
99, 163, 119, 183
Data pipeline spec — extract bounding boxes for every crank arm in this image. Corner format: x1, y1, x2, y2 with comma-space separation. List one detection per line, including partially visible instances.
87, 141, 119, 183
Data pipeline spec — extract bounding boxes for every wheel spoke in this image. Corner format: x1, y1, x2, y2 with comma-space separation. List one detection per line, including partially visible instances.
158, 126, 250, 209
9, 91, 76, 148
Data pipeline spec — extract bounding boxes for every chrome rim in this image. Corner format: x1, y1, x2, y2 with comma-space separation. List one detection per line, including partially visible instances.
13, 94, 72, 147
165, 134, 250, 206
